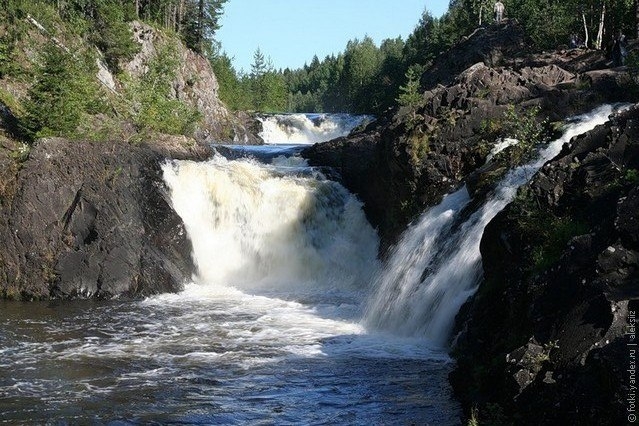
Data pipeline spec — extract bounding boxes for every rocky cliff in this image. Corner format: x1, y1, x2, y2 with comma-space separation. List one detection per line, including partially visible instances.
0, 18, 253, 300
123, 22, 261, 145
451, 103, 639, 425
0, 137, 210, 300
302, 20, 638, 423
302, 21, 635, 252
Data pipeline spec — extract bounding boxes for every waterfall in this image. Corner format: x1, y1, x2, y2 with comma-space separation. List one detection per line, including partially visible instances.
164, 105, 621, 347
162, 155, 380, 295
364, 104, 621, 345
258, 113, 372, 144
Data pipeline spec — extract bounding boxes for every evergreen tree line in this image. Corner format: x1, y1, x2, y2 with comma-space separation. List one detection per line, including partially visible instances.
210, 31, 439, 115
2, 0, 639, 129
213, 0, 639, 115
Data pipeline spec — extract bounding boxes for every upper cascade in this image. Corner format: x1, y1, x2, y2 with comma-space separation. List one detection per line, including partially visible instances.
258, 113, 372, 145
162, 155, 381, 295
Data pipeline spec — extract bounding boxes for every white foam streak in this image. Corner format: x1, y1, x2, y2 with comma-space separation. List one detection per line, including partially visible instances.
486, 137, 519, 162
365, 104, 620, 345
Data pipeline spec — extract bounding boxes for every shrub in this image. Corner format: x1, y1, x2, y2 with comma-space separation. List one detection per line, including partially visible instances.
89, 1, 139, 72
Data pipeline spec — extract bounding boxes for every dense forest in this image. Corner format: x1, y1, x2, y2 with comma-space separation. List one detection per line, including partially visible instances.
1, 0, 639, 137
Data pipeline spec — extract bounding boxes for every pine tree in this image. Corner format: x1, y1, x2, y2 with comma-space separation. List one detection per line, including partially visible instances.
23, 44, 98, 139
181, 0, 228, 54
396, 67, 422, 109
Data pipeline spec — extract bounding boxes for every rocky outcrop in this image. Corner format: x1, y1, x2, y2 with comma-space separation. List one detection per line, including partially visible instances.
303, 21, 635, 252
421, 20, 530, 90
121, 22, 262, 145
302, 21, 638, 421
0, 137, 210, 300
450, 104, 639, 424
302, 26, 630, 253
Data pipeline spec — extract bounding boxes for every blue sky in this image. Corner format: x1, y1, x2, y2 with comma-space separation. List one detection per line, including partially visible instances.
216, 1, 449, 73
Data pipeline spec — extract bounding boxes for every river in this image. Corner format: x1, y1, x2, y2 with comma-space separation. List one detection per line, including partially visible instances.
0, 113, 459, 424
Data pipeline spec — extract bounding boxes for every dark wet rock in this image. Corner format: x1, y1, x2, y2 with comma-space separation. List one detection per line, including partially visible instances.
450, 104, 639, 424
420, 21, 530, 90
617, 187, 639, 249
505, 337, 548, 393
0, 137, 210, 300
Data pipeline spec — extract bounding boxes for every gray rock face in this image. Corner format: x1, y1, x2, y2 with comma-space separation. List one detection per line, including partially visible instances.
123, 21, 261, 145
302, 20, 637, 422
0, 138, 210, 300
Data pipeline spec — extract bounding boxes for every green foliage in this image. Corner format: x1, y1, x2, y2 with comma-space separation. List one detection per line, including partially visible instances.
0, 87, 23, 117
486, 105, 549, 165
125, 41, 201, 135
0, 0, 232, 142
180, 0, 228, 54
10, 142, 30, 163
396, 66, 422, 109
478, 105, 548, 167
22, 43, 101, 139
407, 131, 430, 165
513, 188, 589, 274
89, 0, 140, 72
227, 47, 288, 112
502, 105, 547, 146
449, 0, 637, 51
0, 36, 17, 78
468, 407, 479, 426
625, 168, 639, 184
210, 51, 251, 110
520, 2, 573, 49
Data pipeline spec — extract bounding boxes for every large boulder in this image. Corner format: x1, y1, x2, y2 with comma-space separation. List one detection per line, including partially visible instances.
0, 137, 209, 300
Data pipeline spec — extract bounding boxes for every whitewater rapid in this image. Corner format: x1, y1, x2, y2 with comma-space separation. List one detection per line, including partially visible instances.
1, 106, 622, 423
258, 113, 372, 144
0, 148, 461, 423
162, 155, 380, 294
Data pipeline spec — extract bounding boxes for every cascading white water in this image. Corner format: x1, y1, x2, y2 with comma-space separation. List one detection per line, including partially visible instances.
364, 104, 621, 345
258, 113, 372, 144
162, 155, 380, 295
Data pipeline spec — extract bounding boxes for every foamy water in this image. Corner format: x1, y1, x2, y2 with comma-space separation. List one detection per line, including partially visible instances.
258, 113, 372, 144
0, 148, 459, 423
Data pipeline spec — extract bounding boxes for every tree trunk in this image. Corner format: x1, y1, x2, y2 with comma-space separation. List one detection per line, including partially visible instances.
596, 3, 606, 50
177, 0, 185, 33
582, 12, 589, 48
198, 0, 205, 53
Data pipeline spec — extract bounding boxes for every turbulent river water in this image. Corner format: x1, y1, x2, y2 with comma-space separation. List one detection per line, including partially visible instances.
0, 109, 619, 424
